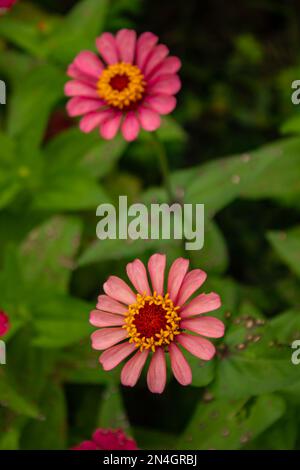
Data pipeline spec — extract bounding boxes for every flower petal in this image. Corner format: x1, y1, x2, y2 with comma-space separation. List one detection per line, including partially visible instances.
96, 32, 119, 64
74, 50, 104, 78
100, 342, 136, 371
147, 347, 166, 394
91, 327, 128, 350
66, 97, 102, 117
64, 80, 99, 98
180, 292, 221, 318
148, 56, 181, 81
103, 276, 136, 305
126, 259, 151, 295
121, 111, 140, 141
96, 295, 127, 315
176, 269, 207, 306
144, 44, 169, 77
181, 316, 225, 338
100, 112, 122, 140
121, 350, 149, 387
67, 63, 96, 85
138, 107, 161, 131
169, 343, 192, 386
116, 29, 137, 63
167, 257, 189, 304
136, 32, 158, 70
144, 94, 176, 115
177, 333, 216, 360
79, 110, 110, 133
148, 74, 181, 95
89, 310, 125, 327
148, 253, 166, 295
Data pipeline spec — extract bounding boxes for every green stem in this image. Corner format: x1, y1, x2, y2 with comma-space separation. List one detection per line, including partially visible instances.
152, 133, 173, 202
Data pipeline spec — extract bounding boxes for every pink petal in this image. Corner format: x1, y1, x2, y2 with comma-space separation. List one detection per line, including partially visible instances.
180, 292, 221, 318
148, 253, 166, 296
67, 63, 96, 86
147, 347, 166, 394
181, 316, 225, 338
148, 56, 181, 81
91, 327, 128, 350
64, 80, 99, 98
116, 29, 137, 63
138, 107, 161, 131
121, 112, 140, 141
66, 97, 102, 117
148, 74, 181, 95
96, 295, 128, 315
126, 259, 151, 296
100, 342, 136, 371
103, 276, 136, 305
136, 32, 158, 70
176, 269, 207, 306
100, 112, 122, 140
96, 32, 119, 64
121, 350, 149, 387
89, 310, 125, 327
177, 333, 216, 360
79, 111, 109, 133
167, 257, 189, 304
74, 50, 104, 78
144, 94, 177, 115
169, 343, 192, 386
143, 44, 169, 77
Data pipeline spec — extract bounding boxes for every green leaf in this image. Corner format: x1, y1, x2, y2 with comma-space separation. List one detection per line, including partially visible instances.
44, 127, 127, 179
97, 383, 130, 430
268, 227, 300, 278
178, 394, 285, 449
20, 216, 82, 293
7, 63, 65, 150
0, 132, 20, 209
31, 171, 111, 211
0, 428, 20, 450
21, 382, 67, 450
0, 369, 40, 419
44, 0, 109, 65
32, 294, 92, 348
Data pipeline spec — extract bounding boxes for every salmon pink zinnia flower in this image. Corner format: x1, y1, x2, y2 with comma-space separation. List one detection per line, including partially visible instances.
73, 428, 138, 450
90, 254, 224, 394
0, 311, 9, 336
65, 30, 181, 141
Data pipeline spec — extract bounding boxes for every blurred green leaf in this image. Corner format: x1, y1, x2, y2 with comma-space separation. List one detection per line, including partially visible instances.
97, 383, 130, 430
0, 369, 40, 419
179, 394, 285, 449
268, 227, 300, 278
21, 381, 67, 450
20, 216, 82, 293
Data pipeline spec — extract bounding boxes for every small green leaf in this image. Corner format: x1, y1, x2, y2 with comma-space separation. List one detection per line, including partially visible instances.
268, 227, 300, 278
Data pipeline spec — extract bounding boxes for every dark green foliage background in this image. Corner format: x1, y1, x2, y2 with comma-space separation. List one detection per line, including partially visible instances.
0, 0, 300, 450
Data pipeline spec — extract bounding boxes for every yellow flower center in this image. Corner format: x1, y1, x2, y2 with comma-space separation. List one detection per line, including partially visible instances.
97, 62, 146, 110
123, 292, 181, 352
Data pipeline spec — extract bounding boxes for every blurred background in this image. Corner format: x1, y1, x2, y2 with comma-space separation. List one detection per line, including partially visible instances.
0, 0, 300, 450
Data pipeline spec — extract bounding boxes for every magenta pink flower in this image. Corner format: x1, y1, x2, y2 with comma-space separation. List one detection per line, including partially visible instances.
73, 428, 138, 450
0, 0, 17, 13
0, 311, 9, 336
65, 29, 181, 141
90, 254, 224, 394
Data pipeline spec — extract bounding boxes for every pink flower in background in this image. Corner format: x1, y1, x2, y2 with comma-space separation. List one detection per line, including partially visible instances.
90, 254, 224, 394
0, 0, 17, 13
0, 311, 9, 336
65, 29, 181, 141
73, 428, 138, 450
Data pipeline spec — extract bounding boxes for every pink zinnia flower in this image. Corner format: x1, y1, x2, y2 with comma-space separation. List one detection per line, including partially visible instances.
0, 311, 9, 336
0, 0, 17, 14
73, 428, 138, 450
65, 30, 181, 141
90, 254, 224, 394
